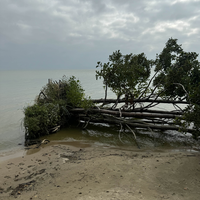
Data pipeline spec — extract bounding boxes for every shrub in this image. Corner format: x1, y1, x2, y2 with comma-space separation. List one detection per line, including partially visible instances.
24, 76, 94, 140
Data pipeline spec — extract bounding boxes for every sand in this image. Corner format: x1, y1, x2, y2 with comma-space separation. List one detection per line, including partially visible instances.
0, 141, 200, 200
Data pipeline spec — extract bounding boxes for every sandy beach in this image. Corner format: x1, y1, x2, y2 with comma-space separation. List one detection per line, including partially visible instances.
0, 141, 200, 200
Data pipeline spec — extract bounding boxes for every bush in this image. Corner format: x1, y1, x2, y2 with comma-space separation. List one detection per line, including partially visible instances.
24, 103, 60, 139
24, 76, 94, 140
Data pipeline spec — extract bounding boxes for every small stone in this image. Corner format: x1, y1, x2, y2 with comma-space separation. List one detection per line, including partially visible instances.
63, 158, 69, 163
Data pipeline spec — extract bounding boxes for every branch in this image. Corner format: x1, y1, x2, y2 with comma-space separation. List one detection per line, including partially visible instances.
71, 108, 182, 119
78, 116, 195, 133
173, 83, 191, 104
138, 70, 159, 100
92, 98, 189, 104
126, 124, 140, 149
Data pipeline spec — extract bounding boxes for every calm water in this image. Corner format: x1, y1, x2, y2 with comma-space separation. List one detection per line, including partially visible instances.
0, 69, 199, 154
0, 69, 114, 153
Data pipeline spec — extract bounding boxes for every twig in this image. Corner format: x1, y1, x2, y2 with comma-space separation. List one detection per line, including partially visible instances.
173, 83, 191, 104
83, 118, 91, 129
118, 123, 125, 144
138, 70, 159, 100
125, 124, 140, 149
173, 103, 184, 112
119, 108, 122, 117
50, 125, 60, 132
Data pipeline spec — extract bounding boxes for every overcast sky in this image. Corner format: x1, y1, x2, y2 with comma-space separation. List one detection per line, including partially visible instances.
0, 0, 200, 70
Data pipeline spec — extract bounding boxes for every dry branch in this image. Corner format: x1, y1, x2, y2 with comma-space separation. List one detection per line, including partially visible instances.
71, 108, 182, 119
78, 116, 195, 133
92, 98, 189, 104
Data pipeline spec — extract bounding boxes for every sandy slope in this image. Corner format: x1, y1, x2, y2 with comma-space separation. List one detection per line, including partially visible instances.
0, 142, 200, 200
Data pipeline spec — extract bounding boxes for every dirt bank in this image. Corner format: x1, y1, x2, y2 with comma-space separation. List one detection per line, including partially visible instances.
0, 142, 200, 200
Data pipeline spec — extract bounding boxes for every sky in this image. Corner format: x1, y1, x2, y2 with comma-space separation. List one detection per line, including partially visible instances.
0, 0, 200, 70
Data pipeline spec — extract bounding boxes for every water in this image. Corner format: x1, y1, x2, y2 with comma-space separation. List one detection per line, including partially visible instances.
0, 69, 114, 153
0, 69, 199, 155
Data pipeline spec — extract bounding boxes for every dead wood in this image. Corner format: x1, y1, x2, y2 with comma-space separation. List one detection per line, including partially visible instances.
78, 116, 195, 133
92, 98, 189, 104
71, 108, 182, 119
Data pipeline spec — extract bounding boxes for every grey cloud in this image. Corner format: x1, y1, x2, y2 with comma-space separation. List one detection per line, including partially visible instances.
0, 0, 200, 70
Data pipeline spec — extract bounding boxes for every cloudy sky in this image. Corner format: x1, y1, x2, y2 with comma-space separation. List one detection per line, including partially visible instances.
0, 0, 200, 70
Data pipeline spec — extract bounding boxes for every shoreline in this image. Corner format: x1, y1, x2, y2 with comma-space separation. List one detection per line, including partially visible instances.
0, 147, 25, 163
0, 139, 198, 163
1, 142, 200, 200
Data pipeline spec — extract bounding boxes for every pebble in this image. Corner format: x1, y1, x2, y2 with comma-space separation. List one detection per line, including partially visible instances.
63, 158, 69, 163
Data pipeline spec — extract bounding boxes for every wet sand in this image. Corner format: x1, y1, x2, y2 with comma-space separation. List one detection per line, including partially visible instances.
0, 142, 200, 200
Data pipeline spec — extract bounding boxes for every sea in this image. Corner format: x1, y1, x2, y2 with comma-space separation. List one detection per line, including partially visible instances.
0, 69, 199, 157
0, 70, 111, 152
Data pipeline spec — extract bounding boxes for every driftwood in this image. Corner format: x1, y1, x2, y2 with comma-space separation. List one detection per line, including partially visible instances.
25, 139, 50, 149
69, 96, 196, 143
77, 116, 194, 133
92, 98, 189, 104
71, 108, 182, 119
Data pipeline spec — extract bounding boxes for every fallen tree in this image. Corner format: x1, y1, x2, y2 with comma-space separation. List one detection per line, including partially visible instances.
93, 38, 200, 139
23, 38, 200, 146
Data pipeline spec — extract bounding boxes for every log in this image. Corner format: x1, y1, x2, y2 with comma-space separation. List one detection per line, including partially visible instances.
108, 108, 183, 115
92, 98, 189, 104
71, 108, 182, 119
79, 117, 195, 133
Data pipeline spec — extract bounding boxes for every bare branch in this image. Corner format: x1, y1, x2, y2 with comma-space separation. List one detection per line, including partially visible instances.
138, 70, 159, 100
173, 83, 191, 104
126, 124, 140, 149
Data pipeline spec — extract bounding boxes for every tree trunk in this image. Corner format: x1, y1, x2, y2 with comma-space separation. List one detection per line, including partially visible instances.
71, 108, 182, 119
92, 98, 189, 104
79, 116, 194, 133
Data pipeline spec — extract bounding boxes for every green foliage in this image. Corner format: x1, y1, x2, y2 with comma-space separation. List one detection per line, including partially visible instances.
184, 105, 200, 139
96, 39, 200, 138
65, 76, 85, 107
64, 76, 94, 109
154, 38, 200, 138
24, 103, 60, 139
96, 50, 153, 98
24, 76, 94, 140
175, 104, 200, 139
153, 38, 200, 100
